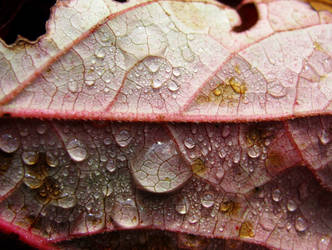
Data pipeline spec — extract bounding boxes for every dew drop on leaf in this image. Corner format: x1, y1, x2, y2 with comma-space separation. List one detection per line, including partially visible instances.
114, 130, 132, 147
175, 195, 189, 215
0, 133, 19, 153
272, 188, 282, 202
66, 138, 87, 162
287, 199, 297, 212
21, 151, 39, 165
295, 216, 308, 232
200, 191, 214, 208
184, 137, 195, 149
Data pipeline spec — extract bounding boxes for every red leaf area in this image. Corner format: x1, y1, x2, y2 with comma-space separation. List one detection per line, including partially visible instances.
0, 0, 331, 249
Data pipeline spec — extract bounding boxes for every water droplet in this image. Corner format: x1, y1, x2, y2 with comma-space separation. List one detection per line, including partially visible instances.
114, 130, 132, 147
173, 67, 181, 77
175, 196, 189, 215
103, 137, 112, 145
218, 149, 227, 159
233, 152, 240, 164
268, 82, 287, 98
95, 48, 106, 59
37, 123, 47, 135
66, 139, 87, 162
22, 151, 39, 165
201, 192, 214, 208
188, 213, 199, 224
181, 46, 195, 62
130, 140, 191, 193
287, 199, 297, 212
319, 129, 330, 145
272, 188, 282, 202
216, 168, 224, 180
46, 152, 59, 167
68, 80, 78, 93
184, 137, 195, 149
57, 195, 76, 208
151, 79, 163, 89
0, 133, 19, 153
111, 198, 139, 228
167, 80, 179, 92
106, 159, 116, 173
295, 216, 307, 232
85, 80, 95, 86
144, 57, 161, 73
247, 145, 262, 159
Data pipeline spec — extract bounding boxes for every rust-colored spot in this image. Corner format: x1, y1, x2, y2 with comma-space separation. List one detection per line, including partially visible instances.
228, 77, 247, 94
191, 158, 207, 177
220, 200, 240, 216
239, 221, 255, 238
266, 151, 285, 175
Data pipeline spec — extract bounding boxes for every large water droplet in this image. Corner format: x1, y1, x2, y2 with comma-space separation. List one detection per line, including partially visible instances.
201, 191, 214, 208
184, 137, 195, 149
0, 133, 19, 153
115, 130, 132, 147
272, 188, 282, 202
111, 197, 139, 229
66, 139, 87, 162
22, 151, 39, 165
175, 195, 189, 215
130, 140, 192, 193
295, 216, 308, 232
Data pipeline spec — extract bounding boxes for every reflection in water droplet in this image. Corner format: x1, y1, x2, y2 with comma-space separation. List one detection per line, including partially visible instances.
175, 196, 189, 215
295, 216, 307, 232
0, 133, 20, 153
184, 137, 195, 149
287, 199, 297, 212
247, 145, 261, 158
115, 130, 132, 147
201, 192, 214, 208
66, 139, 87, 162
272, 188, 282, 202
22, 151, 39, 165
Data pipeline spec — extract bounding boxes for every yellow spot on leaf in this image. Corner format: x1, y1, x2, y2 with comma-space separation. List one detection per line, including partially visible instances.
239, 221, 255, 238
228, 77, 247, 94
191, 158, 207, 177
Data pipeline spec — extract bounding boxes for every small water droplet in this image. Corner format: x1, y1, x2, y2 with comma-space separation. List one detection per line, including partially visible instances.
0, 133, 20, 153
46, 152, 59, 167
272, 188, 282, 202
22, 151, 39, 165
66, 139, 87, 162
144, 57, 161, 73
287, 199, 297, 212
57, 195, 76, 208
151, 78, 163, 89
201, 191, 214, 208
172, 67, 181, 77
188, 213, 199, 224
216, 168, 225, 180
68, 80, 78, 93
106, 159, 116, 173
233, 152, 240, 164
184, 137, 195, 149
85, 80, 95, 86
218, 149, 227, 159
247, 145, 262, 159
95, 48, 106, 59
319, 129, 330, 145
167, 80, 179, 92
295, 216, 307, 232
103, 137, 112, 145
37, 123, 47, 135
115, 130, 132, 147
175, 196, 189, 215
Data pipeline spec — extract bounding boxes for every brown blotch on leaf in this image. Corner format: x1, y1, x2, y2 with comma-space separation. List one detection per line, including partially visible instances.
239, 221, 255, 238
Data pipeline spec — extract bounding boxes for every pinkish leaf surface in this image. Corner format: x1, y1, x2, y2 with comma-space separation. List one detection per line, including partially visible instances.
0, 0, 331, 249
